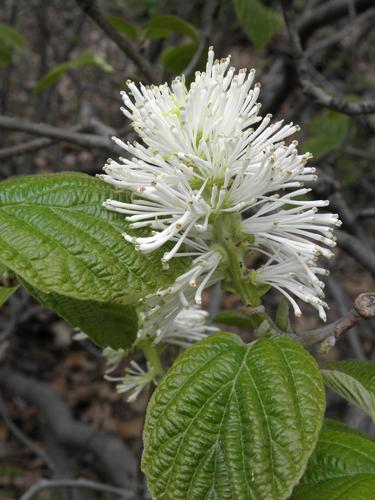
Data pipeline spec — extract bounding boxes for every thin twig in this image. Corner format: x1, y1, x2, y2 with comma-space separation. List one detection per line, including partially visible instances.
19, 478, 135, 500
75, 0, 158, 84
0, 117, 119, 160
336, 230, 375, 277
356, 208, 375, 219
299, 0, 374, 42
261, 0, 374, 114
183, 0, 217, 78
325, 278, 366, 359
329, 191, 370, 247
344, 146, 375, 162
305, 7, 375, 57
281, 0, 375, 115
0, 115, 121, 154
0, 368, 137, 488
0, 394, 56, 471
0, 137, 53, 160
290, 293, 375, 346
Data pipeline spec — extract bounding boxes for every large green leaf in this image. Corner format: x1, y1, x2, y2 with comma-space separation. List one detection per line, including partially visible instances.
234, 0, 283, 50
0, 173, 188, 306
144, 15, 198, 42
291, 419, 375, 499
302, 110, 349, 159
22, 280, 137, 349
35, 50, 113, 92
142, 333, 325, 499
322, 360, 375, 422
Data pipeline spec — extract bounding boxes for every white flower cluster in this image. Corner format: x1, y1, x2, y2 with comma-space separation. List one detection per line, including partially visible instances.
104, 353, 154, 403
101, 47, 340, 348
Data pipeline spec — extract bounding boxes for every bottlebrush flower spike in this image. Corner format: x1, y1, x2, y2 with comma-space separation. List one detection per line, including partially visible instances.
100, 47, 340, 320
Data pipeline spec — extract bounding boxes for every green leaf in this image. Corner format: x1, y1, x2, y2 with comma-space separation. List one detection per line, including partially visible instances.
321, 360, 375, 422
234, 0, 283, 50
0, 44, 13, 66
161, 43, 198, 75
302, 110, 349, 159
291, 419, 375, 499
0, 173, 189, 306
107, 15, 138, 38
21, 280, 137, 349
0, 263, 18, 306
0, 22, 26, 49
213, 310, 254, 331
35, 50, 113, 92
144, 15, 198, 42
0, 286, 18, 306
142, 333, 325, 499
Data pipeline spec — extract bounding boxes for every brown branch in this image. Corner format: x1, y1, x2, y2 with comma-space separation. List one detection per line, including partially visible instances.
292, 293, 375, 346
0, 137, 53, 160
75, 0, 158, 84
299, 0, 374, 42
0, 115, 121, 155
0, 367, 137, 488
281, 0, 375, 115
344, 146, 375, 162
262, 0, 374, 114
336, 230, 375, 277
0, 394, 56, 471
325, 278, 367, 360
329, 192, 371, 248
357, 208, 375, 219
305, 7, 375, 57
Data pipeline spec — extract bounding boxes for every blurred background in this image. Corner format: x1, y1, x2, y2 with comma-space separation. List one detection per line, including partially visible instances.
0, 0, 374, 498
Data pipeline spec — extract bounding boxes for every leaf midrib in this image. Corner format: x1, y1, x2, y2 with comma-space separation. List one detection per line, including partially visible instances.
161, 347, 260, 499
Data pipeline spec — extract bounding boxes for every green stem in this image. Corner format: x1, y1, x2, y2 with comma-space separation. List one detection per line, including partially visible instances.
139, 339, 164, 381
213, 213, 260, 307
223, 240, 260, 306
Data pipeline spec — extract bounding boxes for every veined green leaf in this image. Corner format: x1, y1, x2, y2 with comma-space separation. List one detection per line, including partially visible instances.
161, 43, 198, 75
144, 15, 198, 42
143, 333, 325, 499
291, 419, 375, 499
0, 22, 26, 49
0, 173, 189, 306
302, 110, 349, 159
107, 15, 138, 38
234, 0, 283, 50
35, 50, 113, 92
22, 280, 137, 349
322, 360, 375, 422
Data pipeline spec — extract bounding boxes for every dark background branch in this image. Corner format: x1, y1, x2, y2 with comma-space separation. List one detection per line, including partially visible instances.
75, 0, 158, 84
281, 0, 375, 115
0, 367, 137, 489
